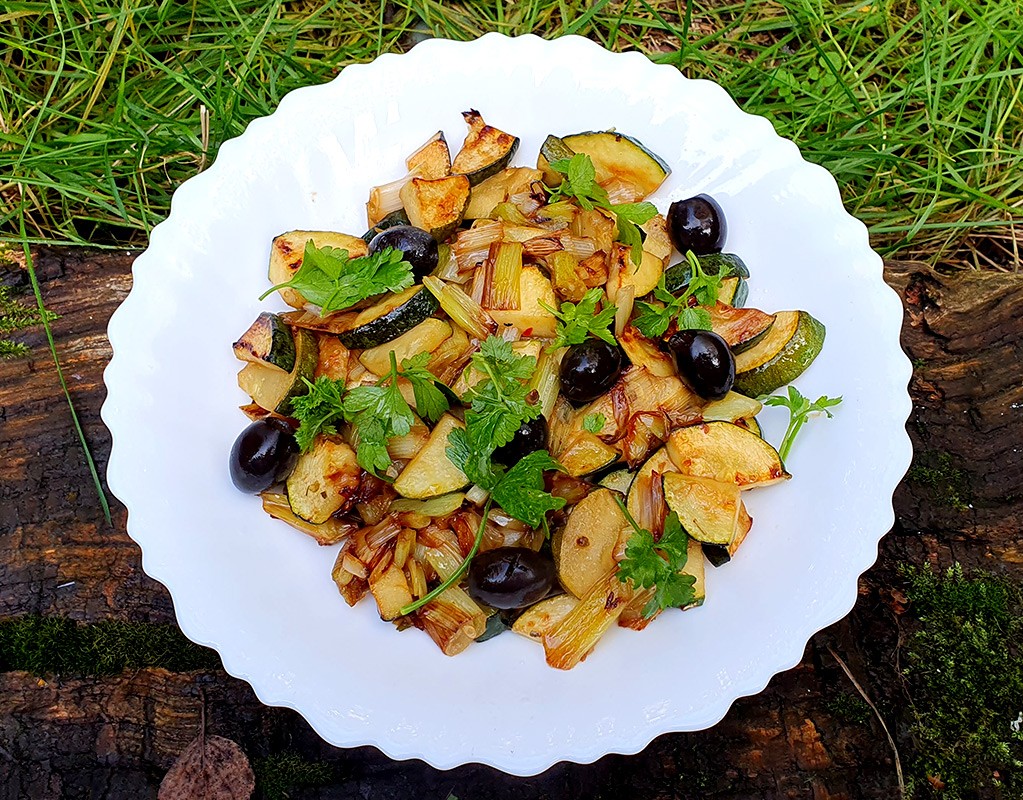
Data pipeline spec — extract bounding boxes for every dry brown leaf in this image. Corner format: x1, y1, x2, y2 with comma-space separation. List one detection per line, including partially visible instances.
158, 733, 255, 800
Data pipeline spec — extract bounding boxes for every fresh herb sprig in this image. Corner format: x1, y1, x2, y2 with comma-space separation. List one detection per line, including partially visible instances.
289, 352, 449, 474
762, 385, 842, 462
398, 450, 566, 617
546, 153, 657, 266
631, 250, 723, 338
259, 241, 413, 315
540, 287, 617, 350
582, 412, 606, 434
614, 496, 696, 619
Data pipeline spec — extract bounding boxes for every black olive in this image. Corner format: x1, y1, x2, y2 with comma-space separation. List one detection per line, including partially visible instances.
666, 195, 726, 255
467, 547, 556, 610
493, 415, 549, 466
666, 329, 735, 400
559, 340, 623, 405
368, 225, 438, 280
229, 418, 299, 493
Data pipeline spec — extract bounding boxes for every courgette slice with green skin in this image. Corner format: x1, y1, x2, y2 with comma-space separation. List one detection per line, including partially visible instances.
662, 473, 741, 546
392, 414, 470, 498
707, 303, 775, 354
597, 467, 636, 496
718, 276, 749, 308
334, 285, 439, 349
400, 175, 471, 241
702, 501, 752, 567
561, 131, 670, 197
286, 436, 361, 524
662, 253, 750, 295
536, 134, 575, 187
451, 110, 520, 186
236, 327, 318, 415
666, 421, 789, 489
361, 209, 411, 243
232, 312, 296, 373
733, 310, 826, 398
406, 130, 451, 180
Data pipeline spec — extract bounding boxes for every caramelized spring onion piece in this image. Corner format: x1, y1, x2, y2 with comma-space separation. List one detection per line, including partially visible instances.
423, 276, 498, 339
529, 346, 565, 420
485, 241, 523, 311
399, 497, 492, 616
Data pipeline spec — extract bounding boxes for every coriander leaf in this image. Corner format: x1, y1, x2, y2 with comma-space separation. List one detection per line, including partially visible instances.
632, 300, 677, 339
289, 377, 346, 452
260, 242, 413, 315
541, 287, 617, 349
677, 305, 712, 331
762, 385, 842, 462
614, 497, 697, 618
398, 352, 449, 423
491, 450, 566, 528
582, 412, 606, 434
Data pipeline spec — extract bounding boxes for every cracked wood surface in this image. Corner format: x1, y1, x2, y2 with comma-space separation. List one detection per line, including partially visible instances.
1, 249, 1020, 799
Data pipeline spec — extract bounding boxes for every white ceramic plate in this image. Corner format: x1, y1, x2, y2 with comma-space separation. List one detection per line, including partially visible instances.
102, 33, 911, 776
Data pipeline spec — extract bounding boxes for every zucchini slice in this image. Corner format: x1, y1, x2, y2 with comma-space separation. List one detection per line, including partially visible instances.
553, 488, 629, 599
536, 134, 576, 187
361, 208, 411, 243
662, 473, 741, 545
451, 110, 520, 186
708, 303, 776, 354
488, 266, 558, 338
718, 276, 749, 308
607, 242, 664, 299
703, 501, 753, 566
561, 131, 670, 198
406, 130, 451, 180
261, 492, 357, 545
733, 310, 826, 398
597, 467, 636, 496
237, 327, 318, 415
392, 414, 470, 499
358, 318, 452, 377
285, 436, 361, 524
465, 167, 543, 220
232, 312, 296, 373
334, 285, 439, 349
400, 174, 471, 241
268, 231, 368, 310
666, 421, 789, 489
662, 253, 750, 295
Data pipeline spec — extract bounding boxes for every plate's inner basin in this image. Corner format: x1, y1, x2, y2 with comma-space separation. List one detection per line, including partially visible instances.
104, 34, 909, 774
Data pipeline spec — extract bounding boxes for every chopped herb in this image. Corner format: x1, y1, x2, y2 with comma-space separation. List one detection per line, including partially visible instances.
541, 287, 617, 350
290, 377, 347, 452
762, 385, 842, 461
632, 251, 722, 338
582, 412, 606, 434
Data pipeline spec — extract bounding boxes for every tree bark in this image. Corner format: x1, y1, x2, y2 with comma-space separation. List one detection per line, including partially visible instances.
1, 249, 1020, 799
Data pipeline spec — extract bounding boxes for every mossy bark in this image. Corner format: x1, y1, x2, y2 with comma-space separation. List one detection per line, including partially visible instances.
1, 250, 1021, 799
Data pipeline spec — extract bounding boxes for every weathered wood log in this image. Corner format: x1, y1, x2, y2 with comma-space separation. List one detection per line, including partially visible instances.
2, 248, 1020, 799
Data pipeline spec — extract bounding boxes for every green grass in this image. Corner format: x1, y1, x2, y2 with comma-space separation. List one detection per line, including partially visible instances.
902, 564, 1023, 798
252, 752, 335, 800
0, 616, 221, 674
1, 0, 1021, 263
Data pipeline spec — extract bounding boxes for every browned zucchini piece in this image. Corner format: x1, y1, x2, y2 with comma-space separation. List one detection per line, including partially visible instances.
237, 327, 318, 415
268, 231, 368, 310
285, 436, 361, 523
662, 473, 741, 545
392, 414, 470, 499
666, 421, 789, 489
703, 499, 753, 566
406, 130, 451, 179
233, 312, 296, 373
708, 303, 775, 353
358, 318, 452, 376
451, 110, 520, 186
733, 310, 826, 398
561, 131, 670, 198
536, 134, 576, 187
400, 174, 471, 241
552, 488, 629, 599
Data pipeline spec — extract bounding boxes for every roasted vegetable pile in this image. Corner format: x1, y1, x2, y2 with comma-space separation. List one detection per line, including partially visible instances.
229, 111, 828, 669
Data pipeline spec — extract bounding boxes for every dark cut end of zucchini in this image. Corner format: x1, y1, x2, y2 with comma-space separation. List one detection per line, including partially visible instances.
701, 543, 731, 567
662, 253, 751, 295
361, 208, 411, 243
335, 285, 440, 349
233, 312, 297, 373
451, 110, 520, 186
536, 135, 576, 187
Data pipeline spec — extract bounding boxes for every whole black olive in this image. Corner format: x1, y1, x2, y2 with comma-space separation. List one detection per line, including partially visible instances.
467, 547, 556, 610
666, 195, 726, 255
493, 415, 549, 466
368, 225, 438, 280
666, 329, 735, 400
230, 418, 299, 493
559, 340, 623, 405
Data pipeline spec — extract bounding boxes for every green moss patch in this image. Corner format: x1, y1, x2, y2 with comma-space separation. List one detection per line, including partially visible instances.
253, 752, 334, 800
903, 564, 1023, 797
0, 617, 221, 675
907, 451, 971, 511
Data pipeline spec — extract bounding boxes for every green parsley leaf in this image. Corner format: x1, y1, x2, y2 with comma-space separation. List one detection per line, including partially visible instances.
342, 352, 418, 475
541, 287, 617, 350
582, 412, 606, 434
676, 305, 712, 331
630, 251, 724, 339
681, 249, 723, 306
259, 241, 413, 315
397, 352, 449, 423
762, 385, 842, 462
631, 297, 678, 339
547, 154, 609, 210
289, 377, 347, 452
490, 450, 567, 529
612, 202, 658, 266
614, 497, 696, 618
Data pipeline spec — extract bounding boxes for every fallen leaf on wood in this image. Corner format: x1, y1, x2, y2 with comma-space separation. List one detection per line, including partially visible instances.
158, 733, 255, 800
